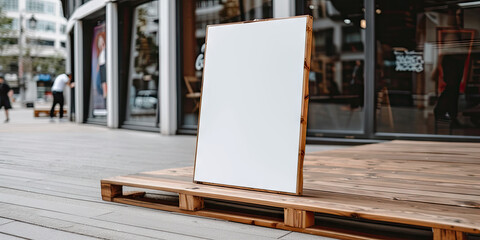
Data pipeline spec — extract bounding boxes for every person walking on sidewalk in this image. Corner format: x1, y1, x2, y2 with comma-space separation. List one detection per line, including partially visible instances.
0, 76, 13, 123
50, 73, 72, 120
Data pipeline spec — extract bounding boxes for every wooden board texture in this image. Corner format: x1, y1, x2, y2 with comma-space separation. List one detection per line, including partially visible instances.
102, 140, 480, 236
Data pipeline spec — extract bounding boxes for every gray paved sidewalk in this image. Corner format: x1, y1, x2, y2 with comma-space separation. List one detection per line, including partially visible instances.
0, 107, 345, 240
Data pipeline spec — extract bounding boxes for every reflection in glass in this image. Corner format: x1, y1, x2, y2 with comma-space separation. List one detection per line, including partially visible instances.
376, 0, 480, 136
180, 0, 273, 128
126, 1, 159, 126
302, 0, 365, 133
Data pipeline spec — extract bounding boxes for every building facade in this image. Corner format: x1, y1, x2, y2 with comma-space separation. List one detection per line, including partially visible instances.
63, 0, 480, 143
0, 0, 67, 102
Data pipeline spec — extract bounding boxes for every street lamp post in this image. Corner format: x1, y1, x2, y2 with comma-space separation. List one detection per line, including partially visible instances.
18, 14, 24, 103
18, 14, 37, 105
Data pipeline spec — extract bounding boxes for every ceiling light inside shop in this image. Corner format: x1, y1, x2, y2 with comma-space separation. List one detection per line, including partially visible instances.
376, 9, 382, 14
458, 1, 480, 7
344, 19, 351, 24
360, 19, 366, 29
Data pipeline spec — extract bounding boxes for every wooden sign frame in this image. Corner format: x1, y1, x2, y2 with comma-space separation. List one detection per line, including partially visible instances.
193, 15, 313, 195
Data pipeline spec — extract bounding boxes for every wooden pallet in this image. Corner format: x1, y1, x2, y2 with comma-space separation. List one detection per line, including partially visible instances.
34, 109, 67, 117
101, 141, 480, 240
101, 178, 392, 240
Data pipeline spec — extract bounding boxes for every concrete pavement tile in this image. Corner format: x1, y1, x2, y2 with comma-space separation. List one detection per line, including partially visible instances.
38, 210, 206, 240
0, 203, 168, 240
0, 221, 99, 240
0, 192, 112, 218
95, 211, 288, 240
280, 232, 337, 240
0, 217, 14, 226
0, 232, 28, 240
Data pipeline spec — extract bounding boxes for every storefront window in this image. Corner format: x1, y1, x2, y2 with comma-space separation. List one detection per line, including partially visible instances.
89, 21, 107, 120
299, 0, 366, 134
180, 0, 273, 128
125, 1, 159, 126
376, 0, 480, 136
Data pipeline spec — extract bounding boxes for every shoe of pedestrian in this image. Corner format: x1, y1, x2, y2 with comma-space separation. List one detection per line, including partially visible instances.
4, 118, 9, 123
49, 118, 55, 123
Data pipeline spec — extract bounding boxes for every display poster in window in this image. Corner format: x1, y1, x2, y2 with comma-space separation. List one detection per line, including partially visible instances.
91, 23, 107, 117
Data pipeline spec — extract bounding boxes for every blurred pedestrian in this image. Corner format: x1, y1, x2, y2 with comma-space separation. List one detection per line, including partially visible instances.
0, 76, 13, 123
50, 73, 72, 120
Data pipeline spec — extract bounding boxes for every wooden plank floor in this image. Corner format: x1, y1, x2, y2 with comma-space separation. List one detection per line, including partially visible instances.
102, 140, 480, 239
304, 141, 480, 208
0, 107, 343, 240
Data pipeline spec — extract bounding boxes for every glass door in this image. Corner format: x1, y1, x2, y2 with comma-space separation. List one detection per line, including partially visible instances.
375, 0, 480, 137
124, 0, 160, 127
298, 0, 367, 137
179, 0, 274, 131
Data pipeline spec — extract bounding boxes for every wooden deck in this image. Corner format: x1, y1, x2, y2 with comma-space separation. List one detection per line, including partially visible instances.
102, 140, 480, 240
1, 108, 346, 240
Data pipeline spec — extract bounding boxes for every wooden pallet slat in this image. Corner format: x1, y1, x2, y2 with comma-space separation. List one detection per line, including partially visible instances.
284, 208, 314, 228
179, 193, 204, 211
101, 183, 122, 201
432, 228, 467, 240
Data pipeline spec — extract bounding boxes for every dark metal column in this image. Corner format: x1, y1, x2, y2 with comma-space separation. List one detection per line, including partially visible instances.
364, 0, 375, 138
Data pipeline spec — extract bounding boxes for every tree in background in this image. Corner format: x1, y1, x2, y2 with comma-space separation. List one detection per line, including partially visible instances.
0, 6, 15, 72
32, 54, 65, 77
0, 6, 13, 50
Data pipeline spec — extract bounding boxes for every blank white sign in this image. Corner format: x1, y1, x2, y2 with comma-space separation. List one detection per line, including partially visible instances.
194, 16, 311, 194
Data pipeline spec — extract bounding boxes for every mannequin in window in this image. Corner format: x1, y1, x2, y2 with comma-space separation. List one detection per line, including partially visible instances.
349, 60, 364, 109
433, 6, 467, 123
